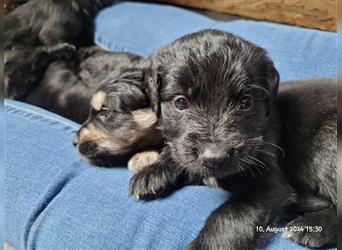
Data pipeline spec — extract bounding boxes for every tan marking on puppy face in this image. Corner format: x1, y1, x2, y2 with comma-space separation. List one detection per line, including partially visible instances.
77, 123, 126, 152
132, 108, 157, 129
90, 90, 106, 111
127, 150, 160, 173
78, 123, 107, 141
77, 123, 148, 155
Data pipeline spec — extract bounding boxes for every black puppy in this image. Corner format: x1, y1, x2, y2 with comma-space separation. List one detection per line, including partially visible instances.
128, 30, 336, 249
129, 29, 295, 249
5, 0, 115, 49
278, 78, 336, 247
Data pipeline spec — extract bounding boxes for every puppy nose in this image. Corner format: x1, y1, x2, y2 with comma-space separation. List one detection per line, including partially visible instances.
201, 144, 231, 170
73, 134, 80, 146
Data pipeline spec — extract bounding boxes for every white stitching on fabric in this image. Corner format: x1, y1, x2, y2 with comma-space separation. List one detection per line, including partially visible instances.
5, 103, 80, 130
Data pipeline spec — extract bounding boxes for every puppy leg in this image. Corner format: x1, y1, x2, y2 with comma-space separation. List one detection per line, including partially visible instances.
187, 183, 292, 250
284, 206, 336, 248
129, 160, 183, 199
127, 150, 160, 173
129, 148, 199, 199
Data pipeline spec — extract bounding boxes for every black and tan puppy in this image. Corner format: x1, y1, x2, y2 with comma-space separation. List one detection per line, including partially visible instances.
74, 84, 163, 168
128, 29, 337, 249
5, 0, 115, 49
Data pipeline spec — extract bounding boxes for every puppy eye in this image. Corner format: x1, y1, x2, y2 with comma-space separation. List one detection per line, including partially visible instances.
174, 97, 189, 110
139, 98, 150, 108
240, 95, 253, 110
98, 107, 109, 121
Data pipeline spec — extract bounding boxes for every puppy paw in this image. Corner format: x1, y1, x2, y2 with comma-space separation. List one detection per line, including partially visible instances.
129, 166, 172, 200
127, 150, 160, 173
185, 240, 201, 250
283, 216, 333, 248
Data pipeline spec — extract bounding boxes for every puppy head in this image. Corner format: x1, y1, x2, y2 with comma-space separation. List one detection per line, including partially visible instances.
147, 29, 279, 178
74, 79, 161, 167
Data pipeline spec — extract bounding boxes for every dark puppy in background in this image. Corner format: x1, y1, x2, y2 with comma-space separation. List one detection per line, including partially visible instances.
278, 78, 336, 247
128, 29, 337, 249
5, 0, 115, 49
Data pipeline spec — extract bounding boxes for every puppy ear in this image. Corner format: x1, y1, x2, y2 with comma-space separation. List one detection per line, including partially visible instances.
145, 66, 161, 116
265, 64, 280, 116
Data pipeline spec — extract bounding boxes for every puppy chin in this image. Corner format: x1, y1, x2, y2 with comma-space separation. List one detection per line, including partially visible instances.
203, 165, 240, 179
77, 140, 130, 167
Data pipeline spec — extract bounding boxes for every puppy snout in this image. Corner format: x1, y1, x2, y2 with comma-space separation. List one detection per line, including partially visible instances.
73, 134, 80, 146
201, 144, 232, 170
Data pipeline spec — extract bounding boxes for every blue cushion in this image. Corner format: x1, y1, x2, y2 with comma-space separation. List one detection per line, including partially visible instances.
6, 99, 321, 250
6, 100, 227, 250
95, 2, 336, 81
6, 1, 336, 249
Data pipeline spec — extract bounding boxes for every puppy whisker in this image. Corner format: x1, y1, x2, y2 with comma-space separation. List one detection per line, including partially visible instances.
261, 141, 285, 158
246, 136, 264, 143
246, 155, 268, 170
237, 163, 248, 177
239, 158, 258, 178
255, 149, 276, 158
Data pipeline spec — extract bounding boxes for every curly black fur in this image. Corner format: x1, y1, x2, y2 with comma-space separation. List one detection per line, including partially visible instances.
278, 78, 337, 248
128, 29, 337, 249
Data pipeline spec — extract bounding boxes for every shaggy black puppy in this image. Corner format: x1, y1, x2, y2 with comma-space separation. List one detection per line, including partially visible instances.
5, 0, 115, 49
278, 78, 336, 247
128, 29, 337, 249
129, 29, 295, 249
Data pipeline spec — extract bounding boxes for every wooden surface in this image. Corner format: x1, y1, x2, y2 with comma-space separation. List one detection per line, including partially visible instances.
156, 0, 337, 32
